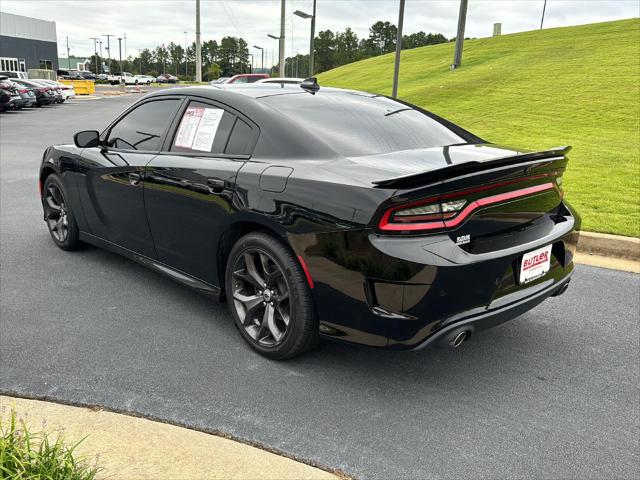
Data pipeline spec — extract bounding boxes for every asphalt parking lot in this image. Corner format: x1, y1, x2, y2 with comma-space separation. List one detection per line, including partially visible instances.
1, 94, 639, 479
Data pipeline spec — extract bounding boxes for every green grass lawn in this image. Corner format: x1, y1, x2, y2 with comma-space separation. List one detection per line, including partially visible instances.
317, 19, 640, 237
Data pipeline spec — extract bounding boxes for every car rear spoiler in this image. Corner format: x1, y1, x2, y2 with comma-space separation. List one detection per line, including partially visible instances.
372, 146, 571, 189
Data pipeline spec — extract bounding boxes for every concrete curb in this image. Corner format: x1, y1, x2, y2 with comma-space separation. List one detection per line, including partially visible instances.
578, 231, 640, 261
1, 395, 342, 480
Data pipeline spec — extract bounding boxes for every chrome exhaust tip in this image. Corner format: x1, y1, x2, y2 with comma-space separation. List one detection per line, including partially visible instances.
450, 330, 468, 348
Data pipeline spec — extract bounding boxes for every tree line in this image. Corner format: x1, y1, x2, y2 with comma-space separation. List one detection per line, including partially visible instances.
88, 20, 447, 80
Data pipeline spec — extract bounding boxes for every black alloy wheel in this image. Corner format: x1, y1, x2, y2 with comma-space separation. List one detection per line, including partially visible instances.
226, 232, 318, 359
43, 174, 81, 250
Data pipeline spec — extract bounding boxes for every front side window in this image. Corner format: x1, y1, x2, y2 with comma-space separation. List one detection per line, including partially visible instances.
106, 99, 180, 151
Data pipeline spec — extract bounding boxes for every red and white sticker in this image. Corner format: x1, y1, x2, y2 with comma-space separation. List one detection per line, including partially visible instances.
519, 244, 552, 284
174, 106, 224, 152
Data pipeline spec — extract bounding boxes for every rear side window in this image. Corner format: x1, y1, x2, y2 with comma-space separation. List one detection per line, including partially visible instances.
260, 92, 466, 157
225, 118, 254, 155
170, 101, 235, 154
106, 99, 181, 151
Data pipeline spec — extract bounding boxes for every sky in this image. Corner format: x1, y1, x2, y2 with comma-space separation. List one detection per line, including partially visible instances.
2, 0, 638, 66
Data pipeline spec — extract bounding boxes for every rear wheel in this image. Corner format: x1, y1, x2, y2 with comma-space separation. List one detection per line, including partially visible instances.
225, 232, 318, 359
43, 174, 81, 251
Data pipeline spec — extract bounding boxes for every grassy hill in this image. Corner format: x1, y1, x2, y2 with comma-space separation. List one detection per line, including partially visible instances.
317, 19, 640, 237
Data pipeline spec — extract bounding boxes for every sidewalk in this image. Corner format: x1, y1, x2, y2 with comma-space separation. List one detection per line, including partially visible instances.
0, 395, 339, 480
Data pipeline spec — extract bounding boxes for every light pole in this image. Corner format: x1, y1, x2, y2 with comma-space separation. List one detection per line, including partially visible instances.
267, 34, 282, 76
184, 31, 188, 78
279, 0, 286, 77
90, 37, 99, 74
97, 40, 103, 73
117, 37, 123, 85
391, 0, 405, 98
138, 48, 143, 74
66, 36, 70, 69
451, 0, 468, 69
293, 0, 316, 77
196, 0, 202, 82
103, 34, 114, 72
253, 45, 264, 73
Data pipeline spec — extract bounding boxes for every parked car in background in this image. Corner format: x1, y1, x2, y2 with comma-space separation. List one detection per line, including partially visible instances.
0, 71, 29, 80
14, 82, 37, 108
108, 72, 139, 85
156, 74, 179, 84
37, 80, 76, 100
134, 75, 155, 85
209, 77, 230, 85
256, 77, 304, 85
0, 76, 22, 110
224, 73, 269, 84
12, 79, 55, 106
79, 71, 96, 80
96, 73, 108, 81
57, 69, 84, 80
29, 80, 64, 103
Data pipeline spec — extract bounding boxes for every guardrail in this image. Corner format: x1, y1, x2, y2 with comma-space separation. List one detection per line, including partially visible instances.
58, 80, 95, 95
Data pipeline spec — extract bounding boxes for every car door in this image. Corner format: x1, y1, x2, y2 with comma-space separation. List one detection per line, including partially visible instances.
144, 98, 259, 285
76, 96, 184, 257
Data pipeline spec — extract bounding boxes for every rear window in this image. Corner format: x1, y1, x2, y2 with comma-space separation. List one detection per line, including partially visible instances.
259, 92, 465, 157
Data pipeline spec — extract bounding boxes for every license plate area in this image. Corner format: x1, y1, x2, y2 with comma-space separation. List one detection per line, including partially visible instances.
519, 244, 552, 284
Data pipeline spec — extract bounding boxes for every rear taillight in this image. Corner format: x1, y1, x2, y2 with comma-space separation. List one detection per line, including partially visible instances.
19, 89, 28, 94
38, 88, 47, 93
379, 181, 556, 232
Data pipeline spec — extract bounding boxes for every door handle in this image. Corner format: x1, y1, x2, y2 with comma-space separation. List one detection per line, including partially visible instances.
129, 172, 142, 185
207, 178, 225, 193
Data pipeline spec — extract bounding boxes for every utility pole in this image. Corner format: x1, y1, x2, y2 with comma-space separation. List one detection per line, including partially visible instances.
138, 48, 143, 74
391, 0, 405, 98
103, 34, 114, 72
451, 0, 468, 69
540, 0, 548, 29
90, 37, 99, 73
124, 33, 127, 57
66, 36, 70, 68
279, 0, 285, 77
195, 0, 202, 82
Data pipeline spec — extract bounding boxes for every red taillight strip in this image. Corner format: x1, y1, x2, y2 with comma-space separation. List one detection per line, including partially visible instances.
379, 182, 555, 231
297, 255, 314, 289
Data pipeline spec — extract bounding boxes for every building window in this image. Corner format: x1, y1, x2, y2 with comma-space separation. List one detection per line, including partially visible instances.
39, 60, 53, 70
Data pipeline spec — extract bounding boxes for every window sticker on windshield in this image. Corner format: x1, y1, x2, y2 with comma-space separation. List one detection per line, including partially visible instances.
174, 107, 224, 151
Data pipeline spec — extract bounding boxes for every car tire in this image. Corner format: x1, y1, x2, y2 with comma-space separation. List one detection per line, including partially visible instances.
225, 232, 319, 360
43, 174, 82, 251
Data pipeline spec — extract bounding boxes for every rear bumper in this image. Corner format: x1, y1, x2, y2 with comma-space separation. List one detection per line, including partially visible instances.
290, 203, 580, 350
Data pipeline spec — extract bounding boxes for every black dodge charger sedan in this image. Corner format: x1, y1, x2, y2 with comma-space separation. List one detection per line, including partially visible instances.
39, 80, 580, 359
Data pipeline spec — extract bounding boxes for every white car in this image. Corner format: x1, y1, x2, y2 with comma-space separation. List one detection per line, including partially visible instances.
37, 79, 76, 100
107, 72, 138, 85
255, 77, 304, 85
134, 75, 155, 85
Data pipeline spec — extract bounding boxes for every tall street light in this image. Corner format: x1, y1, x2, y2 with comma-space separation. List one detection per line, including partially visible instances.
391, 0, 405, 98
184, 31, 188, 78
97, 40, 103, 73
293, 0, 316, 76
279, 0, 286, 77
540, 0, 548, 29
103, 34, 114, 72
117, 37, 123, 84
253, 45, 264, 73
195, 0, 202, 82
267, 34, 281, 75
89, 37, 99, 74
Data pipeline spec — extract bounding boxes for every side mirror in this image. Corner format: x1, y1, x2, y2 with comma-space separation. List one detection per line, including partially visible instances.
74, 130, 100, 148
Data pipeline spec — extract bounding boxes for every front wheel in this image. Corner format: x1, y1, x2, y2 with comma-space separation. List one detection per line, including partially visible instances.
43, 174, 82, 250
225, 232, 319, 360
